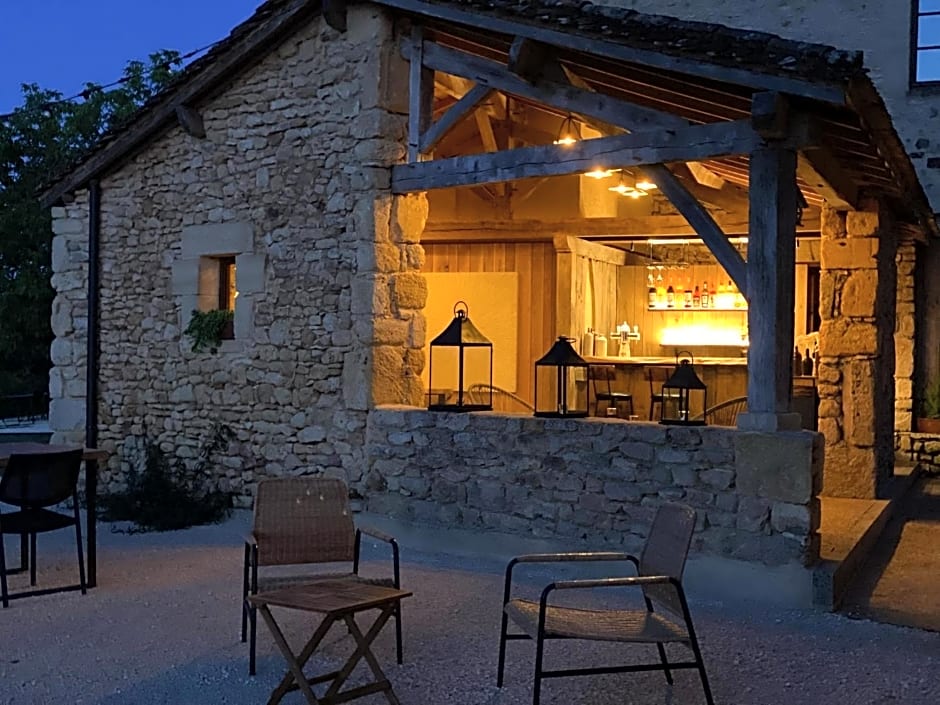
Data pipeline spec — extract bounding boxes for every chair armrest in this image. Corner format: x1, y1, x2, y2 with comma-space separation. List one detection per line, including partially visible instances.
354, 527, 401, 588
502, 552, 639, 607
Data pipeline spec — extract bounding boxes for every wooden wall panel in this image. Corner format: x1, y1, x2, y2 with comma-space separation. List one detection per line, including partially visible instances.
423, 242, 556, 406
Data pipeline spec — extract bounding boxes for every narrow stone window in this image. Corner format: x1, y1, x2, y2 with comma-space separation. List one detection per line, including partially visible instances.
217, 256, 237, 312
913, 1, 940, 84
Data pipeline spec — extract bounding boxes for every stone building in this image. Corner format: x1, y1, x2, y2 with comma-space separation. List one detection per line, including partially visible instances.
40, 0, 940, 605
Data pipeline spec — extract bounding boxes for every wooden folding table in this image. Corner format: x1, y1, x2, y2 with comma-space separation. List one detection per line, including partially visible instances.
249, 579, 411, 705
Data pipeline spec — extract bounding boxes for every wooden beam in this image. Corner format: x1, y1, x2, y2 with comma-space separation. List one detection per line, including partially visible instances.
393, 119, 792, 193
420, 84, 492, 153
508, 37, 551, 82
796, 147, 858, 211
379, 0, 848, 104
751, 92, 789, 140
643, 163, 747, 296
743, 146, 800, 428
174, 105, 206, 138
41, 0, 319, 206
405, 39, 687, 133
407, 25, 434, 162
322, 0, 347, 31
687, 161, 726, 189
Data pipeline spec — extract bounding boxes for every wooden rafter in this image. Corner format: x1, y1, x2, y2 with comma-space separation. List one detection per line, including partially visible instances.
420, 84, 492, 153
392, 118, 816, 193
407, 25, 434, 162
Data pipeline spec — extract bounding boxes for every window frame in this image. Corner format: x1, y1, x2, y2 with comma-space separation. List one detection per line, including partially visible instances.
911, 1, 940, 88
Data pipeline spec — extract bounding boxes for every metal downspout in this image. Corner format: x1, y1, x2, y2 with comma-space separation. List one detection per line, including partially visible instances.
85, 180, 100, 448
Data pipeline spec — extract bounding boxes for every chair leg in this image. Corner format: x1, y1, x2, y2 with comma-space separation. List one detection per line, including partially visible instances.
241, 544, 249, 643
0, 531, 9, 608
248, 602, 258, 676
73, 501, 87, 595
496, 609, 510, 687
655, 642, 673, 685
688, 630, 715, 705
29, 533, 37, 586
19, 533, 27, 572
394, 603, 403, 664
532, 627, 546, 705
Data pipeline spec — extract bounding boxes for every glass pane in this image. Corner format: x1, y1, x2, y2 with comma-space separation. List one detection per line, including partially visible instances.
917, 49, 940, 81
919, 15, 940, 48
921, 0, 940, 15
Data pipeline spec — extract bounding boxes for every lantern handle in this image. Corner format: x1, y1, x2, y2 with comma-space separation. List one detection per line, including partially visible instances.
675, 350, 694, 365
454, 301, 469, 319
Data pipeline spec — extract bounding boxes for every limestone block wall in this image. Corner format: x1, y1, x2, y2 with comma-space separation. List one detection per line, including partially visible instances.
602, 0, 940, 211
895, 243, 916, 432
48, 7, 418, 501
897, 433, 940, 473
817, 205, 897, 498
366, 408, 823, 567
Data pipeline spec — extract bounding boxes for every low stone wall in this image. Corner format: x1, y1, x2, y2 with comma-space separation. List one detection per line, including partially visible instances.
897, 432, 940, 473
364, 406, 823, 567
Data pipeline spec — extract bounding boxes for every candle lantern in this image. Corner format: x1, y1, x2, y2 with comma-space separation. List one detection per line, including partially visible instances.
660, 351, 707, 426
534, 336, 589, 418
427, 301, 493, 412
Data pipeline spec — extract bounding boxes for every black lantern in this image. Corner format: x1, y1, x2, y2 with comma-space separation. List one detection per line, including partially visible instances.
534, 337, 589, 417
660, 351, 707, 426
427, 301, 493, 412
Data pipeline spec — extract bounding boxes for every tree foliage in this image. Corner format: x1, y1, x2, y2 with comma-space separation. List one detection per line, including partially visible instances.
0, 51, 180, 395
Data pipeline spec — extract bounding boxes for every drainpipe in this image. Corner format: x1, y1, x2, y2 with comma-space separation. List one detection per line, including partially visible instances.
85, 180, 101, 449
84, 180, 101, 588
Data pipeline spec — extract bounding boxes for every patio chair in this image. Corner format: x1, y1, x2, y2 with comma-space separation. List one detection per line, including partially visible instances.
589, 365, 634, 417
467, 383, 534, 412
496, 503, 714, 705
0, 448, 86, 608
241, 476, 402, 675
693, 396, 748, 427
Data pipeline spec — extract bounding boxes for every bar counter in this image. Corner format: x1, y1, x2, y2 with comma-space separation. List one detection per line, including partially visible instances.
583, 355, 748, 419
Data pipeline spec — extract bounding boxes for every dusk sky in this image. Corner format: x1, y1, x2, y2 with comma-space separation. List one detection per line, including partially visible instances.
0, 0, 264, 114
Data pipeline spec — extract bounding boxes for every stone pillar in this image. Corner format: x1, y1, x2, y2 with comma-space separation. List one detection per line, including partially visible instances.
817, 203, 897, 498
895, 242, 916, 434
49, 195, 91, 445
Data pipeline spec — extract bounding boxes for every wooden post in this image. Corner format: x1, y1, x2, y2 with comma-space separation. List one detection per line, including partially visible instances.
739, 145, 802, 431
407, 25, 434, 162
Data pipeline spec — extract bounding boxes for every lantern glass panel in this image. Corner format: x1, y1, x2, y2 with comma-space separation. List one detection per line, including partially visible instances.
427, 301, 494, 412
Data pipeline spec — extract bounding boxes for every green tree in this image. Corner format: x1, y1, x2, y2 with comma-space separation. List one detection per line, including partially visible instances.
0, 51, 180, 396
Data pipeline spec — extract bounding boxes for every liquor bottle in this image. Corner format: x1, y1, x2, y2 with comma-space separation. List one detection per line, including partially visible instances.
802, 348, 814, 376
675, 279, 685, 306
692, 285, 701, 308
684, 278, 693, 308
794, 346, 803, 373
717, 281, 727, 308
648, 281, 657, 309
666, 283, 675, 308
701, 281, 709, 308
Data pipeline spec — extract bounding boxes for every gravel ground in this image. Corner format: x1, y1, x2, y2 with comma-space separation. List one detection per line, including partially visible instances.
1, 512, 939, 705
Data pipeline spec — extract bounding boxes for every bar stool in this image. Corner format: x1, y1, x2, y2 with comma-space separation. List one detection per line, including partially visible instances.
646, 365, 680, 420
589, 365, 634, 417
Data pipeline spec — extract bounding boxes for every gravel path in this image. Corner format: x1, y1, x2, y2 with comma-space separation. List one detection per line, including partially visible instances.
1, 513, 938, 705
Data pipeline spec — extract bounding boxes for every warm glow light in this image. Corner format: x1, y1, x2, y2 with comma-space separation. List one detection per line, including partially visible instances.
608, 183, 631, 195
553, 135, 578, 146
553, 115, 581, 146
636, 179, 658, 190
584, 168, 618, 179
660, 326, 749, 347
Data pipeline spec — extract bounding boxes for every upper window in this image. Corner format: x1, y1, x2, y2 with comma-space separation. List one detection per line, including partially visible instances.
217, 256, 237, 312
914, 1, 940, 84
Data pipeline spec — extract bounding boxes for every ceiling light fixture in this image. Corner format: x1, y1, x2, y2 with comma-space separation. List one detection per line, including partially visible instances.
553, 114, 581, 146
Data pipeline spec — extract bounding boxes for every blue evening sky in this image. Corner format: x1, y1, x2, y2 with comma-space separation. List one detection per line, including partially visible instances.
0, 0, 264, 114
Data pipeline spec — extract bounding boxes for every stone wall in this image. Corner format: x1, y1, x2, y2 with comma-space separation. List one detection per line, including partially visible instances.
366, 408, 823, 567
602, 0, 940, 211
818, 204, 897, 498
897, 432, 940, 473
895, 242, 916, 432
48, 8, 417, 500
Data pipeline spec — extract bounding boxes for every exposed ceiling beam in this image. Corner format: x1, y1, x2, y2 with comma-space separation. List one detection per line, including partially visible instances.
420, 84, 493, 153
392, 118, 816, 193
407, 25, 434, 162
796, 148, 858, 211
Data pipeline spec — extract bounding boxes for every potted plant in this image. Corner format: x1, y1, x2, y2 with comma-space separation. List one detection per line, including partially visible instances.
184, 309, 234, 353
916, 378, 940, 434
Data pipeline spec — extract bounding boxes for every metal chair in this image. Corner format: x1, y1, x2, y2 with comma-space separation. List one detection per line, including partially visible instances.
646, 365, 682, 420
589, 365, 634, 417
0, 448, 86, 607
497, 503, 714, 705
241, 477, 402, 675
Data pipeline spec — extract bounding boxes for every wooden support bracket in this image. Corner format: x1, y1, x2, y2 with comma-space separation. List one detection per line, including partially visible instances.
175, 105, 206, 138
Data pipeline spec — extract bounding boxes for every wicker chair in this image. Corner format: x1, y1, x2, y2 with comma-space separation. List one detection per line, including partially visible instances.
496, 503, 714, 705
241, 477, 402, 675
467, 383, 534, 412
695, 396, 748, 427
